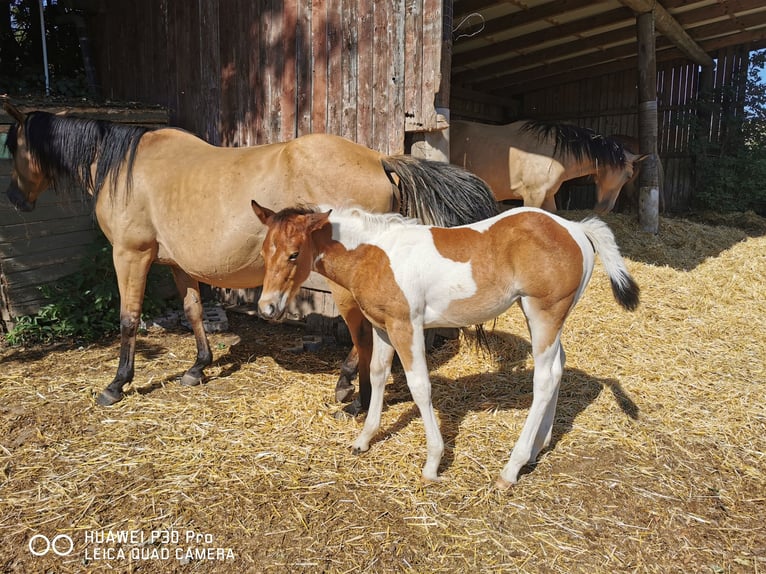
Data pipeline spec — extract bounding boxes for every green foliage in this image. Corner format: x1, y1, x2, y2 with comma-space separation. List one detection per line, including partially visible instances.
694, 147, 766, 213
692, 50, 766, 213
1, 0, 89, 97
6, 235, 176, 346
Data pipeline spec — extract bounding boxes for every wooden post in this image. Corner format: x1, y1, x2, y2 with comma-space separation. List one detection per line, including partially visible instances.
637, 11, 660, 234
411, 0, 451, 162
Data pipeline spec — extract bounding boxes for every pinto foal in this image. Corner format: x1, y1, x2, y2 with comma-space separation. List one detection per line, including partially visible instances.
252, 201, 639, 487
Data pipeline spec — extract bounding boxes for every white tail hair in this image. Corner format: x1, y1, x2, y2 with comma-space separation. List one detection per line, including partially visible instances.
580, 217, 640, 311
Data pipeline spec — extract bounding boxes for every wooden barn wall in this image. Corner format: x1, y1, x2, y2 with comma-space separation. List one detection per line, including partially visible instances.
519, 47, 750, 213
0, 108, 168, 331
89, 0, 442, 155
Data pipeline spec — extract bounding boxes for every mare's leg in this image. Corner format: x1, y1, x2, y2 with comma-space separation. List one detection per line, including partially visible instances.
172, 268, 213, 387
96, 247, 154, 406
336, 346, 359, 403
351, 327, 395, 454
328, 283, 372, 414
497, 298, 569, 488
541, 192, 558, 212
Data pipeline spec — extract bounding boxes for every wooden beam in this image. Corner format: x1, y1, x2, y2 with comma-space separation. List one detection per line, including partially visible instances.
619, 0, 714, 67
637, 11, 660, 234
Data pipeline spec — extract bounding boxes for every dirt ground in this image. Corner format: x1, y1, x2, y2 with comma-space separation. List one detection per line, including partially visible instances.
1, 211, 764, 573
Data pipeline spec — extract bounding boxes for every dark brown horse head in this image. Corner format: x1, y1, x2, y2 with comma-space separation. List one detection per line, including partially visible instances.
3, 101, 49, 211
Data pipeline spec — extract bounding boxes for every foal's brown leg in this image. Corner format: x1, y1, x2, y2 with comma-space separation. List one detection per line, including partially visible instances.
171, 268, 213, 387
96, 247, 154, 406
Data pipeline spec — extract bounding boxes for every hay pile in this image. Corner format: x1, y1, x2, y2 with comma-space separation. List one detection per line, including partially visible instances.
1, 212, 764, 573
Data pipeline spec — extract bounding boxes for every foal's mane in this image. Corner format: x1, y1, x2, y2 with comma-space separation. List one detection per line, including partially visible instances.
521, 120, 626, 168
325, 204, 420, 233
5, 110, 157, 201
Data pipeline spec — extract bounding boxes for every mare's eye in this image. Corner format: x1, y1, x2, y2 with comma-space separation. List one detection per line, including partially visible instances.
288, 252, 299, 262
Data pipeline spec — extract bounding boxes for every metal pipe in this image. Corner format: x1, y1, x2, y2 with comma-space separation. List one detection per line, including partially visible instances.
38, 0, 50, 95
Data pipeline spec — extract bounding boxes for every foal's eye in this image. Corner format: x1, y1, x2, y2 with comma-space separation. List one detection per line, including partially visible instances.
288, 252, 299, 262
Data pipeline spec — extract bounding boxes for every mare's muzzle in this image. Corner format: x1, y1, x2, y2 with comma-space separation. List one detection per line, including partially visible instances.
6, 183, 35, 212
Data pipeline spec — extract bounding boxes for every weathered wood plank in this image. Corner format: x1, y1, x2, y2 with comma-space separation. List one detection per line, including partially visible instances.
356, 0, 375, 149
311, 0, 328, 134
340, 0, 359, 142
281, 0, 298, 139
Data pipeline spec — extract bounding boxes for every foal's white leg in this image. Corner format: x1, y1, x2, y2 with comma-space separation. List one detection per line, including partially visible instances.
389, 324, 444, 482
498, 334, 565, 489
351, 328, 395, 454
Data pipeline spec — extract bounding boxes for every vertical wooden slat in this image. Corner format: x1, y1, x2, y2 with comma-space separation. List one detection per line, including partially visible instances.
356, 0, 375, 149
218, 0, 239, 146
296, 0, 313, 136
340, 0, 359, 142
199, 0, 221, 144
404, 0, 422, 132
372, 0, 391, 152
311, 0, 328, 133
327, 0, 343, 135
390, 0, 405, 153
281, 0, 298, 140
420, 0, 439, 131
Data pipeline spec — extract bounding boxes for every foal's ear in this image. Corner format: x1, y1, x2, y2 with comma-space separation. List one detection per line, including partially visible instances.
308, 210, 332, 232
251, 200, 275, 224
2, 99, 26, 124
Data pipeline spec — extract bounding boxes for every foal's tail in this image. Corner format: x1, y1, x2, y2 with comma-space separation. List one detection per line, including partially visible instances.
579, 218, 640, 311
381, 155, 499, 227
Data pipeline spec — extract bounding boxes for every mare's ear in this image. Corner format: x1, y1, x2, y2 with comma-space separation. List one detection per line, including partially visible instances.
308, 210, 332, 232
2, 100, 26, 124
625, 150, 650, 165
252, 200, 275, 224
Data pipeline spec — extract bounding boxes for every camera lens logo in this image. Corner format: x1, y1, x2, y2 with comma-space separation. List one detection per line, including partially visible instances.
29, 534, 74, 557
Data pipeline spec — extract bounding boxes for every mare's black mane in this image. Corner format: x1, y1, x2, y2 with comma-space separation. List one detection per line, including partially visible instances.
521, 120, 626, 167
5, 110, 157, 200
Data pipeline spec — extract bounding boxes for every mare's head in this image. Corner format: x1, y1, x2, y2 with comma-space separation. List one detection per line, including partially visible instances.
3, 101, 50, 211
593, 148, 648, 214
251, 200, 331, 321
3, 99, 153, 212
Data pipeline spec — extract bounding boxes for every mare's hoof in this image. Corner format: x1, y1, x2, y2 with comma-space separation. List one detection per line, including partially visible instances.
495, 476, 515, 491
335, 383, 355, 403
342, 398, 366, 417
96, 389, 123, 406
180, 372, 203, 387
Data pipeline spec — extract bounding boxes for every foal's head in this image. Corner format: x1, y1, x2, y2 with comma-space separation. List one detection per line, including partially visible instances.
251, 201, 331, 320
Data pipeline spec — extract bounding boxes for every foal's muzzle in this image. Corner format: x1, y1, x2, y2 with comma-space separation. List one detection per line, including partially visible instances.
257, 295, 288, 322
6, 184, 35, 212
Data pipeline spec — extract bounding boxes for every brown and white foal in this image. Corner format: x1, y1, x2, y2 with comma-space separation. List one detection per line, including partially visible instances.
252, 201, 639, 488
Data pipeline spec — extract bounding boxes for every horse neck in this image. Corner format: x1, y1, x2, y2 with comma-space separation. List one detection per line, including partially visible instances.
564, 154, 599, 180
310, 226, 354, 288
310, 215, 382, 287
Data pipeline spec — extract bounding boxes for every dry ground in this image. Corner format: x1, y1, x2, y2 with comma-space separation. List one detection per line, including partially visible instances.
1, 212, 764, 573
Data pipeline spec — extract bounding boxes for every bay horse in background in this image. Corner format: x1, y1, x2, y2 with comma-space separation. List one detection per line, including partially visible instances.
2, 100, 498, 408
450, 119, 648, 214
252, 201, 639, 487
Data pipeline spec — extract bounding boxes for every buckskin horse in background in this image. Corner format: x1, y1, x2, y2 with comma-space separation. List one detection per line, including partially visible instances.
2, 100, 498, 408
252, 201, 639, 487
608, 133, 664, 213
450, 119, 648, 214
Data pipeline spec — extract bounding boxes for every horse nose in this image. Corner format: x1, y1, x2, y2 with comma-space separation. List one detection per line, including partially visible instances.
6, 184, 35, 212
258, 300, 279, 320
